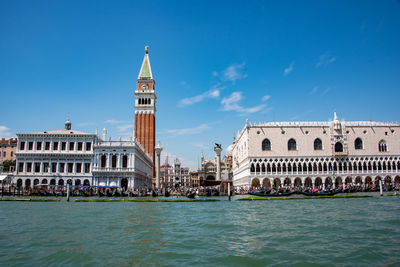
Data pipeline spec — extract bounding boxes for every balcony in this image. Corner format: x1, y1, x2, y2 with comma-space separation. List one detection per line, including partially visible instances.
92, 167, 135, 173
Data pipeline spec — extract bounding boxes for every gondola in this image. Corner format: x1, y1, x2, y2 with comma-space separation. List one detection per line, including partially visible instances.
186, 192, 196, 199
164, 190, 170, 197
248, 191, 294, 197
297, 191, 337, 196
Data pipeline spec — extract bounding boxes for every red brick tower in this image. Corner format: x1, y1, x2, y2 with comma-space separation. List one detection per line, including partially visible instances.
134, 46, 156, 177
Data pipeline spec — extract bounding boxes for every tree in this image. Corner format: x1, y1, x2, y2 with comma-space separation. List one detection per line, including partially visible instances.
1, 160, 16, 172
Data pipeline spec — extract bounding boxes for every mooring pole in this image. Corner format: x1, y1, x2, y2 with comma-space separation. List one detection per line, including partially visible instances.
379, 180, 383, 196
66, 184, 70, 202
228, 182, 231, 201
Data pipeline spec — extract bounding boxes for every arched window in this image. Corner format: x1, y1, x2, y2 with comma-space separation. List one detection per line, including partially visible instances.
112, 155, 117, 168
139, 98, 142, 105
314, 138, 322, 150
122, 155, 128, 168
101, 155, 107, 168
288, 139, 297, 151
355, 138, 363, 150
262, 139, 271, 151
250, 163, 255, 173
379, 140, 387, 152
335, 142, 343, 152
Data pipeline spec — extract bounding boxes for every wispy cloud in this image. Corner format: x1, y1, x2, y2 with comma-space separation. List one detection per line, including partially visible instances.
0, 126, 12, 138
316, 52, 336, 68
284, 62, 294, 76
117, 124, 133, 132
104, 119, 124, 125
290, 109, 313, 120
221, 92, 267, 115
179, 86, 222, 107
323, 86, 335, 95
262, 95, 271, 102
215, 63, 247, 83
167, 123, 210, 136
310, 86, 318, 95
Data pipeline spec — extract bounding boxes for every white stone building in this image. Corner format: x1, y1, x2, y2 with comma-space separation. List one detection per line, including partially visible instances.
13, 120, 153, 190
232, 112, 400, 189
92, 139, 153, 190
14, 119, 97, 188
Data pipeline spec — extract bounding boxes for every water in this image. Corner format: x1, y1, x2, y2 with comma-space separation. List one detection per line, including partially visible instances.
1, 196, 400, 266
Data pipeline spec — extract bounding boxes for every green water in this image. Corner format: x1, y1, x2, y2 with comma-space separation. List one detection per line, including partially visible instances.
0, 196, 399, 266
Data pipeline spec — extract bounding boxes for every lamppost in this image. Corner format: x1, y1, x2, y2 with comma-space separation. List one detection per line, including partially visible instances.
155, 141, 163, 189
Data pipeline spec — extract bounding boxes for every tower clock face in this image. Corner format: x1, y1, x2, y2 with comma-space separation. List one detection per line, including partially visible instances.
141, 84, 148, 90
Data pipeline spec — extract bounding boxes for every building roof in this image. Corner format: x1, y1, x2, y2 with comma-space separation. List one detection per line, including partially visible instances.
20, 129, 95, 136
250, 121, 400, 128
0, 138, 17, 145
137, 46, 153, 80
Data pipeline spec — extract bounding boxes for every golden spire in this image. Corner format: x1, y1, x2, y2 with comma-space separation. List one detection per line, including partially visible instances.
145, 46, 149, 54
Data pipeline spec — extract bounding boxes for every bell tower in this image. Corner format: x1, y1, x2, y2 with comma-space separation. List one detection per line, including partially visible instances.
134, 46, 156, 176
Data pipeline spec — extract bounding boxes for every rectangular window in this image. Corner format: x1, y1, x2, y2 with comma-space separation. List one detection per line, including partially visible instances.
69, 142, 75, 151
68, 163, 73, 173
86, 142, 92, 151
61, 142, 66, 151
43, 162, 49, 172
27, 162, 32, 172
20, 142, 25, 150
59, 163, 65, 173
28, 142, 33, 150
53, 142, 59, 150
36, 142, 42, 150
18, 162, 24, 172
77, 142, 83, 151
51, 163, 57, 173
2, 151, 6, 157
34, 163, 41, 173
76, 163, 82, 173
11, 151, 13, 157
45, 142, 50, 150
85, 163, 91, 173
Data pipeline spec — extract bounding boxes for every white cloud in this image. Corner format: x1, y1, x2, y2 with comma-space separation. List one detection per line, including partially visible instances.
262, 95, 271, 102
179, 85, 222, 107
221, 63, 247, 83
117, 124, 133, 132
316, 52, 336, 68
284, 62, 294, 76
0, 126, 12, 138
167, 124, 210, 136
221, 92, 267, 115
310, 87, 318, 95
104, 119, 124, 125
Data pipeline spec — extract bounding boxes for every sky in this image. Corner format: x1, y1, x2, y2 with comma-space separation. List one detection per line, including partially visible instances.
1, 0, 400, 170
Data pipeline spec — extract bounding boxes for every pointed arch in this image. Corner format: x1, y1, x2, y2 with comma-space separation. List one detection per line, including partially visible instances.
379, 140, 387, 152
354, 138, 363, 150
335, 142, 343, 152
314, 138, 323, 150
262, 139, 271, 151
288, 139, 297, 151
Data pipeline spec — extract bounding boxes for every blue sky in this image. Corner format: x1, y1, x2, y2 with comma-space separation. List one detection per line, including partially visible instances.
1, 0, 400, 169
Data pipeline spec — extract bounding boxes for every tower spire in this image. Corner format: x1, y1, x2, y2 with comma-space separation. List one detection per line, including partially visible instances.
138, 46, 153, 80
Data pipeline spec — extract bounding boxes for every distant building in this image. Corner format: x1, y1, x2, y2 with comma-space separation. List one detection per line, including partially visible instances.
160, 158, 190, 188
197, 150, 232, 184
190, 171, 199, 187
0, 138, 17, 165
232, 112, 400, 189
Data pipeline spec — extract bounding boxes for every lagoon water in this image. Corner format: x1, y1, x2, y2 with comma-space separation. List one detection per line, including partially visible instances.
0, 196, 400, 266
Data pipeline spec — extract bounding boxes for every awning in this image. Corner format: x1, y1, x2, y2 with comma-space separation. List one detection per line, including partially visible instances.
0, 175, 8, 181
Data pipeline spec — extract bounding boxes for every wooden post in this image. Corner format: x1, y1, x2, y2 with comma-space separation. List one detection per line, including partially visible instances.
66, 184, 70, 202
379, 180, 383, 196
228, 182, 231, 201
